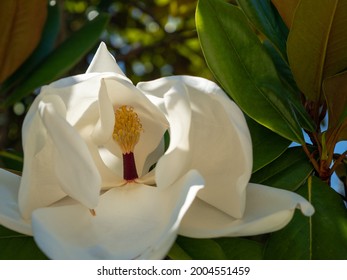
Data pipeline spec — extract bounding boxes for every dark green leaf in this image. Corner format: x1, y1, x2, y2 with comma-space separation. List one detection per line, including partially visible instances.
264, 176, 347, 259
0, 225, 47, 260
214, 237, 264, 260
262, 40, 297, 93
237, 0, 288, 59
175, 236, 226, 260
196, 0, 304, 143
246, 116, 290, 172
4, 13, 110, 106
262, 40, 315, 133
174, 236, 264, 260
0, 150, 23, 172
251, 146, 313, 191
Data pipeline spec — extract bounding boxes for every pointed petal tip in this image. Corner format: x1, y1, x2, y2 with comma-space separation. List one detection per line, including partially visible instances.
99, 41, 107, 48
86, 42, 126, 76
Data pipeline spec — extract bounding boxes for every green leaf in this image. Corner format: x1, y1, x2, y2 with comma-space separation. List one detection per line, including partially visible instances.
4, 13, 110, 106
196, 0, 304, 143
287, 0, 347, 102
0, 150, 23, 172
238, 0, 315, 132
262, 40, 315, 132
175, 236, 226, 260
0, 225, 47, 260
264, 176, 347, 259
214, 237, 264, 260
237, 0, 288, 59
246, 116, 290, 172
167, 242, 192, 260
174, 236, 264, 260
262, 40, 297, 93
1, 3, 61, 95
251, 146, 313, 191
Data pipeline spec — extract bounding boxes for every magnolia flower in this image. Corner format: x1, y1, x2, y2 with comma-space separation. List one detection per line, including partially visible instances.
0, 42, 314, 259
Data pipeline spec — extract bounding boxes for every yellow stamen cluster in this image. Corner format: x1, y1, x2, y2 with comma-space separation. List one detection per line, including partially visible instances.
113, 105, 143, 154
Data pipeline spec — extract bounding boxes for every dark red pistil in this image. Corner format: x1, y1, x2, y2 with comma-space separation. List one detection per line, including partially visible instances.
123, 152, 138, 181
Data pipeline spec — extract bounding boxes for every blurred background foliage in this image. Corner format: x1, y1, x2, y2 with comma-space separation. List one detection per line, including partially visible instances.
0, 0, 216, 169
65, 0, 212, 81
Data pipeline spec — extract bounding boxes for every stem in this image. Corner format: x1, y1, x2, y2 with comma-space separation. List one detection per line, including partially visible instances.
302, 143, 320, 174
312, 133, 322, 156
330, 151, 347, 175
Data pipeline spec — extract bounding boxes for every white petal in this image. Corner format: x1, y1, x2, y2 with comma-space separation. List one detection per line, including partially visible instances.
138, 76, 252, 218
38, 97, 101, 209
31, 170, 204, 259
45, 74, 113, 127
153, 81, 193, 189
19, 95, 70, 219
47, 72, 104, 88
184, 76, 252, 218
90, 79, 115, 145
24, 73, 113, 138
135, 138, 165, 186
179, 183, 314, 238
86, 42, 128, 78
96, 147, 125, 187
0, 169, 32, 235
141, 138, 165, 177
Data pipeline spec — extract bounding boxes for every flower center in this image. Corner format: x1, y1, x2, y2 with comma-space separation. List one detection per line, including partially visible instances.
113, 105, 143, 181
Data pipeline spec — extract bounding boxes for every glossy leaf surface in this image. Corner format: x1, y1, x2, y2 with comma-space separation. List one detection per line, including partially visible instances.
246, 116, 290, 173
196, 0, 304, 143
0, 226, 46, 260
237, 0, 288, 59
251, 147, 313, 191
170, 236, 263, 260
264, 176, 347, 259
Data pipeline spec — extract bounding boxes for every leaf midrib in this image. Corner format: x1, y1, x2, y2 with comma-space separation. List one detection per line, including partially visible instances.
205, 0, 301, 142
314, 0, 338, 101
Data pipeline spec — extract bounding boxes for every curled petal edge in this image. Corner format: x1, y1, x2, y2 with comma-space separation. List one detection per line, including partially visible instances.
179, 183, 314, 238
